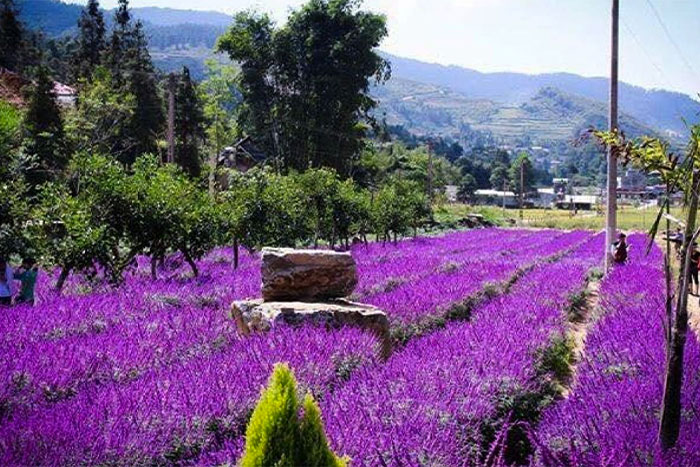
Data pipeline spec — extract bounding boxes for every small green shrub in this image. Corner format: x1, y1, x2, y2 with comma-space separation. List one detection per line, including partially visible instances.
241, 363, 347, 467
536, 334, 576, 383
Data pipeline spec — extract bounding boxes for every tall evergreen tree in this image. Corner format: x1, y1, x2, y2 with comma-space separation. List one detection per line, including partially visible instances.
72, 0, 106, 81
0, 0, 23, 71
122, 20, 164, 164
23, 66, 68, 189
174, 66, 205, 177
218, 0, 390, 176
104, 0, 164, 164
106, 0, 131, 82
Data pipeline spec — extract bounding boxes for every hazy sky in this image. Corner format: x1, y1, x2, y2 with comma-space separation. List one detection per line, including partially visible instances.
80, 0, 700, 98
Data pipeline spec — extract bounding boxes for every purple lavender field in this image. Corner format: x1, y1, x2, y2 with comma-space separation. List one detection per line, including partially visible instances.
1, 229, 698, 466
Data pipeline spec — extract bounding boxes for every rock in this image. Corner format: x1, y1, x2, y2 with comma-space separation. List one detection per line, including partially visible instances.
261, 248, 357, 301
231, 299, 391, 359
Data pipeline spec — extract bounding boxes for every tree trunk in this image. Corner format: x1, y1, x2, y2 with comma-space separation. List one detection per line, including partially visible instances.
659, 169, 700, 449
182, 250, 199, 278
233, 236, 240, 270
55, 267, 70, 292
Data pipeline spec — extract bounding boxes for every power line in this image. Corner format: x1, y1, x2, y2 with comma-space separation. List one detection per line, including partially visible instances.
643, 0, 700, 83
621, 18, 672, 89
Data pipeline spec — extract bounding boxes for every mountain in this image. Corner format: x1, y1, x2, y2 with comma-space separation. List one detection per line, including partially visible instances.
383, 53, 699, 138
15, 0, 232, 35
128, 7, 230, 27
375, 78, 655, 146
16, 0, 82, 36
14, 0, 700, 145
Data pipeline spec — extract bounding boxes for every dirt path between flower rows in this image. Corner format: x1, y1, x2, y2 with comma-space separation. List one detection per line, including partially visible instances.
561, 277, 601, 398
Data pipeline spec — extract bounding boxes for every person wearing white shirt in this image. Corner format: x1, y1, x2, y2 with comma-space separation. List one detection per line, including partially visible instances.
0, 258, 13, 305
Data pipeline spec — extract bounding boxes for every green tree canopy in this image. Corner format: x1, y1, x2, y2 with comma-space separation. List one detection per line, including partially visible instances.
509, 152, 535, 194
22, 66, 69, 190
71, 0, 106, 81
217, 0, 390, 176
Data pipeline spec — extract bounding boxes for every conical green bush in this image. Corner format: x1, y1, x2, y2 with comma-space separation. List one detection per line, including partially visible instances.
241, 363, 347, 467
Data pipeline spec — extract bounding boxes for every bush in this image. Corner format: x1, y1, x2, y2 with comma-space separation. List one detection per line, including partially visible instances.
241, 363, 346, 467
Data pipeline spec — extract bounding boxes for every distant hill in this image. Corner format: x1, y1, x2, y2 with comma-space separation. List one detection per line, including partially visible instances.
383, 53, 699, 138
375, 78, 655, 145
15, 0, 700, 145
129, 7, 230, 27
16, 0, 232, 35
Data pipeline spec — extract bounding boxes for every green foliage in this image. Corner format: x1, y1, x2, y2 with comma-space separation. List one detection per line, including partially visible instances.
71, 0, 106, 81
372, 177, 429, 241
103, 0, 164, 164
174, 66, 206, 178
65, 67, 136, 158
457, 173, 477, 202
0, 0, 23, 71
220, 168, 309, 251
0, 100, 21, 156
218, 0, 390, 176
489, 164, 510, 191
127, 156, 222, 277
241, 364, 346, 467
199, 59, 239, 190
22, 66, 69, 190
535, 333, 576, 384
509, 151, 535, 194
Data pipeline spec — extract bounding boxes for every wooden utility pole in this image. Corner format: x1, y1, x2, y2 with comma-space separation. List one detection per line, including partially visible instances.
427, 141, 434, 202
167, 73, 176, 164
605, 0, 620, 270
520, 160, 524, 221
502, 178, 507, 213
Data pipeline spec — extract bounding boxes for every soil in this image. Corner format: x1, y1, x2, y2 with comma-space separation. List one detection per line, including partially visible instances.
561, 278, 601, 398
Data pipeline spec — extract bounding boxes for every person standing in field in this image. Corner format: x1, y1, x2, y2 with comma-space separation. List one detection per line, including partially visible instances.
13, 257, 38, 305
611, 232, 628, 264
0, 258, 14, 305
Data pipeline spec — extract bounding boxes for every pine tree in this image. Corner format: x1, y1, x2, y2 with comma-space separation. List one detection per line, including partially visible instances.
241, 364, 347, 467
106, 0, 131, 82
174, 66, 205, 177
72, 0, 106, 81
0, 0, 23, 71
23, 66, 68, 189
122, 21, 164, 164
105, 0, 164, 164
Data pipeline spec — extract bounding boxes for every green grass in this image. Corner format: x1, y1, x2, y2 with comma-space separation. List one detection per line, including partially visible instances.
436, 203, 688, 233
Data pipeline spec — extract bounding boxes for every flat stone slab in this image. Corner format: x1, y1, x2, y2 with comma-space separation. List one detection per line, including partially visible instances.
231, 298, 391, 358
261, 248, 357, 302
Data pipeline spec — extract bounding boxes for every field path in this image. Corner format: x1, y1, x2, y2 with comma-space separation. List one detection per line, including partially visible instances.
689, 295, 700, 340
561, 276, 601, 397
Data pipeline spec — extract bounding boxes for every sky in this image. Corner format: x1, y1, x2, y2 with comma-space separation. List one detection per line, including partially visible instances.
82, 0, 700, 98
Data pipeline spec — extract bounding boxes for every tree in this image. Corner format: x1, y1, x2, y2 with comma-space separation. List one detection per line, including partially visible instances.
71, 0, 106, 81
23, 66, 69, 190
123, 21, 164, 164
490, 164, 510, 191
0, 0, 23, 71
0, 101, 31, 258
127, 157, 222, 278
241, 363, 346, 467
457, 173, 477, 203
174, 66, 205, 178
200, 59, 239, 193
65, 67, 136, 158
106, 0, 131, 81
216, 12, 277, 165
509, 152, 535, 194
217, 0, 390, 176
